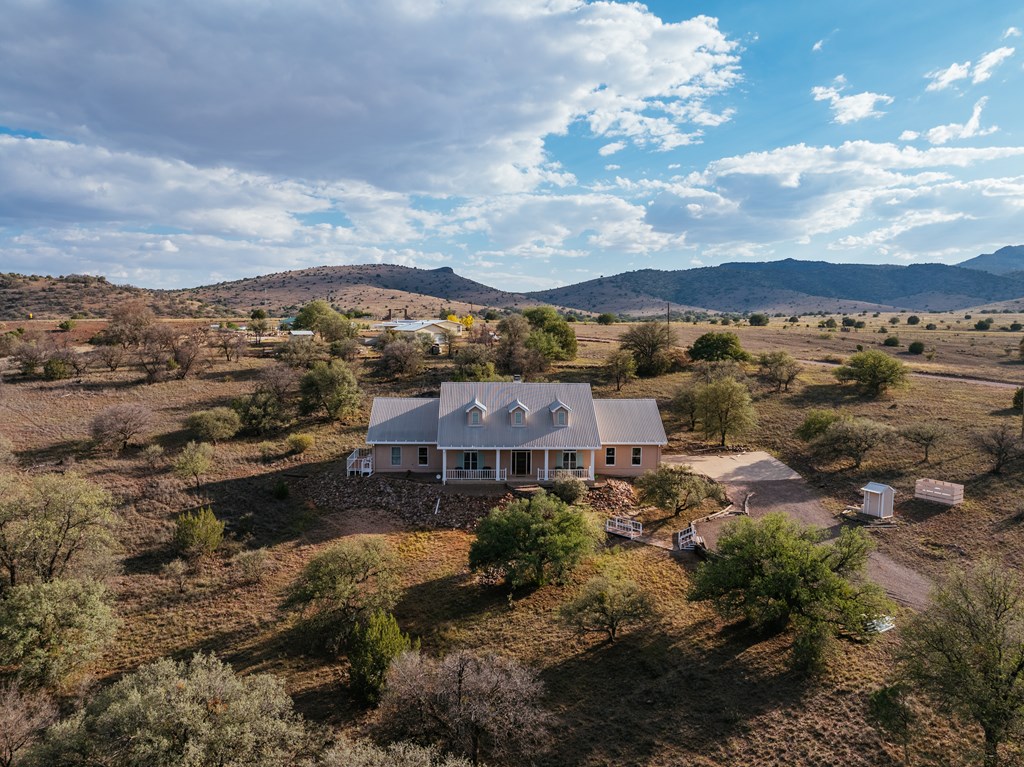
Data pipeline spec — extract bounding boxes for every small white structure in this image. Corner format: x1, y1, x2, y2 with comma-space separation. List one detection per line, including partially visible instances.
860, 482, 895, 519
289, 329, 315, 338
914, 478, 964, 506
605, 517, 643, 539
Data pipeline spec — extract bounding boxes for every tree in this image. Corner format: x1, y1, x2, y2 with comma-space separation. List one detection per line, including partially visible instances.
688, 331, 748, 362
689, 513, 890, 643
249, 316, 270, 344
381, 338, 424, 377
0, 684, 57, 767
596, 313, 617, 325
900, 562, 1024, 767
212, 330, 246, 362
293, 299, 335, 332
0, 578, 117, 686
814, 418, 892, 469
90, 403, 153, 452
300, 360, 362, 421
468, 491, 597, 588
796, 409, 844, 441
834, 350, 909, 397
635, 465, 724, 516
605, 348, 636, 391
757, 351, 801, 392
494, 315, 546, 376
906, 315, 921, 325
867, 684, 916, 767
107, 299, 155, 348
560, 573, 656, 642
379, 650, 549, 766
901, 422, 948, 463
452, 345, 500, 382
95, 343, 126, 372
908, 341, 925, 354
170, 326, 209, 376
316, 312, 357, 343
748, 313, 769, 326
173, 441, 215, 490
320, 738, 471, 767
186, 407, 242, 443
283, 538, 399, 654
522, 306, 577, 361
619, 322, 676, 377
135, 322, 175, 383
695, 378, 757, 447
173, 506, 224, 558
977, 424, 1024, 474
0, 472, 117, 591
349, 611, 416, 704
29, 653, 311, 767
672, 384, 701, 430
280, 336, 329, 368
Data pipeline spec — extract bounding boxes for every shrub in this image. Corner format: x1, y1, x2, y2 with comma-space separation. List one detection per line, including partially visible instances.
162, 558, 190, 592
882, 335, 900, 347
300, 360, 362, 421
42, 357, 72, 380
286, 433, 314, 454
906, 315, 921, 325
551, 475, 587, 505
142, 443, 165, 470
91, 403, 153, 452
907, 341, 925, 354
635, 465, 724, 516
757, 351, 801, 392
57, 319, 76, 331
748, 313, 769, 326
349, 611, 416, 703
618, 323, 676, 377
1015, 386, 1024, 412
173, 506, 224, 558
815, 418, 893, 468
380, 338, 425, 377
925, 323, 937, 330
186, 407, 241, 443
0, 578, 117, 686
596, 313, 617, 325
687, 331, 748, 362
560, 573, 656, 642
233, 548, 272, 585
796, 409, 843, 441
173, 440, 215, 489
0, 683, 57, 766
834, 350, 909, 397
272, 480, 290, 499
790, 618, 835, 677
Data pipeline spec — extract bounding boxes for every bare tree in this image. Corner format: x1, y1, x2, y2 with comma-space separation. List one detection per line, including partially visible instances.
91, 403, 153, 452
757, 351, 802, 392
977, 424, 1024, 474
136, 323, 175, 383
900, 422, 948, 463
95, 343, 126, 372
379, 650, 550, 766
0, 684, 57, 767
212, 331, 246, 362
107, 299, 156, 348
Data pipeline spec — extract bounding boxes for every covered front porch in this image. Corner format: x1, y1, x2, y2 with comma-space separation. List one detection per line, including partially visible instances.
441, 447, 596, 484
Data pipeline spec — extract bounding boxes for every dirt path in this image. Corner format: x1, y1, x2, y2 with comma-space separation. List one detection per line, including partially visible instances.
798, 358, 1020, 389
663, 452, 932, 610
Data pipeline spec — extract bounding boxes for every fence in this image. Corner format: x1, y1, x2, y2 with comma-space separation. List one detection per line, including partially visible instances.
914, 479, 964, 506
605, 516, 643, 539
347, 448, 374, 477
537, 467, 594, 482
445, 468, 508, 482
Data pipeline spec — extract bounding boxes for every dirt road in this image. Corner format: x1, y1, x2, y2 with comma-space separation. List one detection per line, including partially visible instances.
663, 452, 932, 610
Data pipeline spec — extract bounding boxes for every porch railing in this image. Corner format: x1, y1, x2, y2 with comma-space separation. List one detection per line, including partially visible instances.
445, 468, 508, 482
536, 467, 594, 482
347, 448, 374, 477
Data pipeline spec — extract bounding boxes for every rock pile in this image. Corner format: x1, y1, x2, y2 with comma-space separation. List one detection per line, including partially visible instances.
586, 479, 638, 515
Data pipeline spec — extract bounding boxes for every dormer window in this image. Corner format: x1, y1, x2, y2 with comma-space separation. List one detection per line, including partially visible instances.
508, 399, 529, 427
557, 410, 567, 426
550, 399, 571, 427
471, 410, 481, 425
466, 397, 487, 426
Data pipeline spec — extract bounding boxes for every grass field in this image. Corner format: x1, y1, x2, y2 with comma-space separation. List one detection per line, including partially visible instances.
3, 315, 1024, 766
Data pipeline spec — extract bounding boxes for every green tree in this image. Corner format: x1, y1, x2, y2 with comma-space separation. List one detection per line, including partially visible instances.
452, 345, 501, 382
605, 348, 636, 391
348, 611, 416, 703
907, 341, 925, 354
672, 384, 700, 430
695, 378, 757, 447
0, 472, 117, 591
283, 538, 399, 654
468, 491, 597, 588
688, 513, 890, 637
596, 313, 617, 325
635, 465, 724, 516
173, 440, 215, 490
299, 360, 362, 421
292, 299, 335, 332
814, 418, 892, 469
494, 314, 546, 376
380, 338, 424, 377
687, 331, 748, 362
900, 422, 948, 463
173, 506, 224, 559
0, 578, 117, 686
522, 306, 578, 361
757, 351, 802, 392
618, 322, 677, 377
29, 653, 310, 767
900, 562, 1024, 767
315, 311, 357, 342
560, 573, 656, 642
186, 407, 242, 443
748, 313, 769, 326
834, 349, 909, 397
249, 316, 270, 344
250, 308, 267, 320
796, 408, 844, 441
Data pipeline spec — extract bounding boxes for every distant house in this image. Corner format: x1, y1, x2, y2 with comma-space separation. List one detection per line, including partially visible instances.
372, 319, 462, 347
355, 382, 666, 483
288, 329, 315, 338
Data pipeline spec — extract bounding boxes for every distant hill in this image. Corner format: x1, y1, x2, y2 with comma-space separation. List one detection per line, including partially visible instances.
957, 245, 1024, 275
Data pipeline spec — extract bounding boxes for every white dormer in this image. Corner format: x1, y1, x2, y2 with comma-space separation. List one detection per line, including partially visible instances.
466, 398, 487, 426
549, 399, 571, 427
508, 399, 530, 427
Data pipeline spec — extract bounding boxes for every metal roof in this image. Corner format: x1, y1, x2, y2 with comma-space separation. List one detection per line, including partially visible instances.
593, 399, 668, 445
861, 482, 893, 494
437, 382, 601, 449
366, 398, 440, 444
385, 320, 461, 333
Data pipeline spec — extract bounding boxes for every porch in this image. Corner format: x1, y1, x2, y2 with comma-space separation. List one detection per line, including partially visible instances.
441, 447, 597, 484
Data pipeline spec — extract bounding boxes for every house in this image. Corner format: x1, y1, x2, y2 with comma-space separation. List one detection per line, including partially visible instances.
371, 319, 463, 348
288, 329, 315, 338
358, 381, 667, 483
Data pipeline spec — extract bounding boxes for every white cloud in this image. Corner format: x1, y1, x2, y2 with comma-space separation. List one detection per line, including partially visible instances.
921, 98, 998, 145
972, 46, 1015, 83
812, 77, 893, 124
812, 40, 824, 52
899, 130, 920, 141
1005, 26, 1022, 39
604, 164, 620, 170
599, 142, 626, 157
925, 61, 971, 91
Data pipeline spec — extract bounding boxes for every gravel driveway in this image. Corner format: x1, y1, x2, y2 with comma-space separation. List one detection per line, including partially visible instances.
664, 452, 932, 610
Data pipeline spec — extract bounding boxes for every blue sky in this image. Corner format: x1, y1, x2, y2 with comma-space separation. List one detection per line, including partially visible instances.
0, 1, 1022, 291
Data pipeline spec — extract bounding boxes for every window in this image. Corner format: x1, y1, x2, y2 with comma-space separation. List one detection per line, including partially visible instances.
513, 410, 524, 426
556, 409, 567, 426
605, 447, 616, 466
463, 451, 479, 471
561, 451, 578, 470
391, 446, 402, 466
470, 409, 481, 425
631, 447, 642, 466
418, 446, 429, 466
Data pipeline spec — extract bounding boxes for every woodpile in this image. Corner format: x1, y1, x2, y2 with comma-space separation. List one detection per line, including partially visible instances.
586, 480, 638, 515
304, 474, 513, 530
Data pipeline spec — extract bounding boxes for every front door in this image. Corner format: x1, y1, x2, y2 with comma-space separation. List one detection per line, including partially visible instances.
511, 451, 531, 476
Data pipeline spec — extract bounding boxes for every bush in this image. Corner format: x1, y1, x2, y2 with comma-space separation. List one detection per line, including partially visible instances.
173, 440, 215, 489
551, 475, 587, 505
790, 619, 835, 677
233, 548, 272, 585
560, 573, 656, 642
796, 409, 843, 441
882, 336, 900, 347
469, 491, 597, 588
0, 684, 57, 765
300, 360, 362, 421
596, 313, 617, 325
635, 465, 724, 516
748, 313, 769, 326
1015, 386, 1024, 412
91, 403, 153, 452
687, 331, 748, 362
381, 338, 425, 377
618, 323, 676, 377
173, 506, 224, 558
162, 558, 190, 592
286, 433, 315, 454
906, 315, 920, 325
186, 407, 241, 443
42, 357, 72, 380
272, 480, 290, 499
349, 611, 416, 703
814, 418, 893, 468
925, 323, 937, 330
834, 350, 909, 397
0, 578, 117, 686
908, 341, 925, 354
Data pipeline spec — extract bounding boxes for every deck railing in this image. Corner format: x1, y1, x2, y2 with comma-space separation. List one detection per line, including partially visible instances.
445, 468, 508, 482
347, 448, 374, 477
536, 467, 594, 482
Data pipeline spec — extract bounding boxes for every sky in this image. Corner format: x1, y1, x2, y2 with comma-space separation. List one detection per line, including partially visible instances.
0, 0, 1022, 292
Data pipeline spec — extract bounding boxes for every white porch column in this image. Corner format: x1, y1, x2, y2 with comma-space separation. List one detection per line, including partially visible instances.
442, 449, 447, 485
588, 449, 594, 480
544, 450, 549, 481
495, 449, 501, 481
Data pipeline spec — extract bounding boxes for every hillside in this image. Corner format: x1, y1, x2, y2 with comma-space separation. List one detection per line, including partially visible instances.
956, 244, 1024, 275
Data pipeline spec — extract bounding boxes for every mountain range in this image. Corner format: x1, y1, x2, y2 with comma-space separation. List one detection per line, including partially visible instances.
2, 246, 1023, 320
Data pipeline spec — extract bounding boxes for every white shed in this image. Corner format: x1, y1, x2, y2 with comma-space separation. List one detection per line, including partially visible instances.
860, 482, 895, 519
